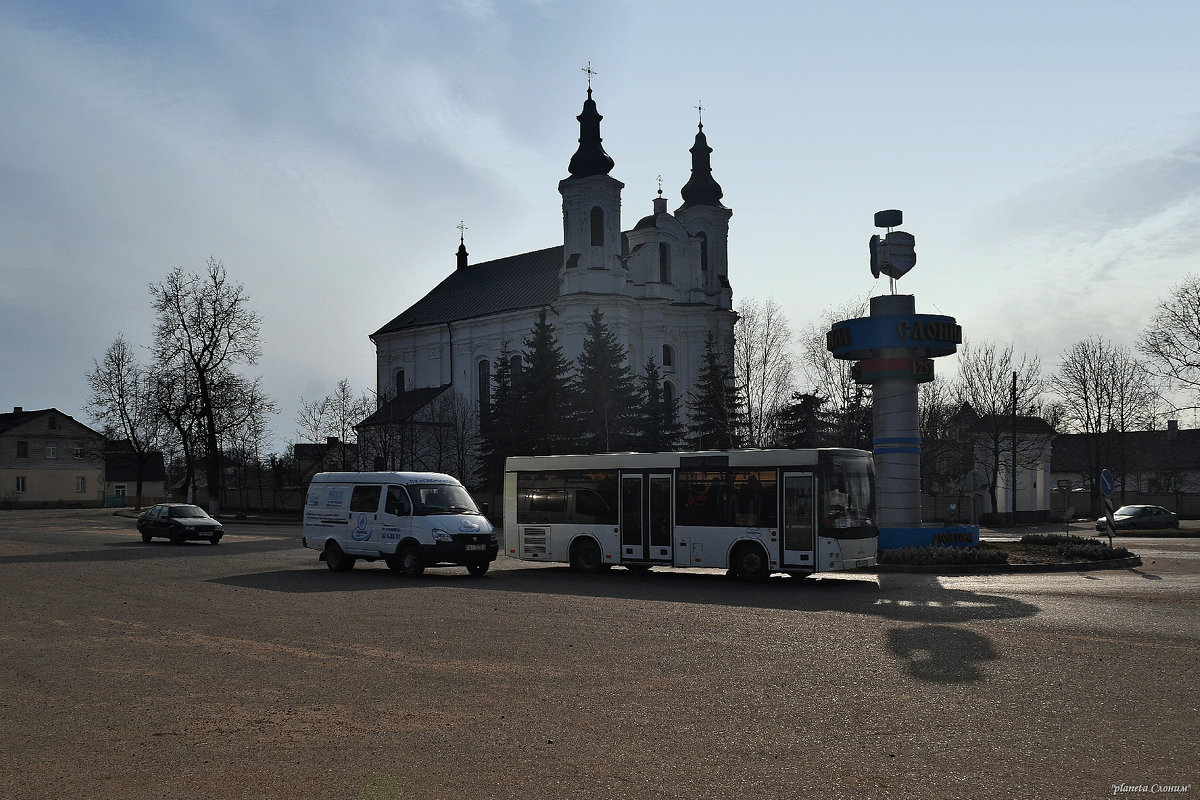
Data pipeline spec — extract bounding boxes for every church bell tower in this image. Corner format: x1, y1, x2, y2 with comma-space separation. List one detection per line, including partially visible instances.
559, 77, 625, 294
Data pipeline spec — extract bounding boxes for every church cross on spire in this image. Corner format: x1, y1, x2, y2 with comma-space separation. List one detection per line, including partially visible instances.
583, 61, 597, 89
457, 219, 468, 244
695, 101, 704, 129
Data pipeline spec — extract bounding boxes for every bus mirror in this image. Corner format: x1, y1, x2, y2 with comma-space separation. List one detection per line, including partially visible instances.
480, 502, 490, 516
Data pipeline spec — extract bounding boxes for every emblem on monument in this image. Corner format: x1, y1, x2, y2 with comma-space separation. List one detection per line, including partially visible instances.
869, 209, 917, 282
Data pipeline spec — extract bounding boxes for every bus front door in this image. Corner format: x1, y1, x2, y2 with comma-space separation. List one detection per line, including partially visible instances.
782, 472, 816, 570
620, 473, 673, 563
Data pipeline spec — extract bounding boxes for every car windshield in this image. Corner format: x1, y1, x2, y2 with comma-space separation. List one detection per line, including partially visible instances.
169, 506, 209, 519
1114, 506, 1144, 516
410, 484, 480, 515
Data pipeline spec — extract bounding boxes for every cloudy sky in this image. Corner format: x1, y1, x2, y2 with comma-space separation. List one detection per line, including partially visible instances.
3, 0, 1198, 450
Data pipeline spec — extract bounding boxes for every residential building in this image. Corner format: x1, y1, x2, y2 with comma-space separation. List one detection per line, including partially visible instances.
103, 440, 168, 507
1050, 423, 1200, 517
0, 407, 105, 507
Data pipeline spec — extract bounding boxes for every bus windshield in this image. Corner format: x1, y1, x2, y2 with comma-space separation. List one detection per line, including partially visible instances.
821, 455, 874, 535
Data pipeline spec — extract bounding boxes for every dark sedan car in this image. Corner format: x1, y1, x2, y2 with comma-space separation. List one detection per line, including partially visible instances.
137, 503, 224, 544
1095, 504, 1179, 531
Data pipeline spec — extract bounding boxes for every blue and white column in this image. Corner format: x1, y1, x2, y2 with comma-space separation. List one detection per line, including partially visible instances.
825, 211, 975, 548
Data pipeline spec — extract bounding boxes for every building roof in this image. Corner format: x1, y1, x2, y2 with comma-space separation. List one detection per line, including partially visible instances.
0, 407, 99, 436
566, 87, 615, 180
678, 123, 726, 211
372, 246, 562, 338
357, 385, 454, 428
1051, 428, 1200, 473
953, 403, 1057, 436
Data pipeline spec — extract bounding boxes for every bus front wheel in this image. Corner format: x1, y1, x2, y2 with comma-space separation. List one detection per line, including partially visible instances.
569, 537, 608, 573
732, 543, 770, 582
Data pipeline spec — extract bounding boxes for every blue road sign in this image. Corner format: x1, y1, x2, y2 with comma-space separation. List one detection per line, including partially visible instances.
1100, 469, 1115, 497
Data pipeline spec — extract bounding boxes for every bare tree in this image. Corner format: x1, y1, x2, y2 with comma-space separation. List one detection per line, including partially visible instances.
1051, 335, 1161, 506
1138, 272, 1200, 412
294, 395, 332, 444
797, 298, 872, 449
152, 365, 204, 502
918, 375, 967, 499
295, 379, 370, 470
215, 374, 277, 510
953, 340, 1045, 516
411, 390, 478, 479
149, 258, 266, 516
85, 334, 163, 509
735, 296, 795, 447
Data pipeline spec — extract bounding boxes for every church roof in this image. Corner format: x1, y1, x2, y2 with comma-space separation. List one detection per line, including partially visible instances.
678, 123, 726, 211
372, 245, 562, 337
566, 87, 615, 180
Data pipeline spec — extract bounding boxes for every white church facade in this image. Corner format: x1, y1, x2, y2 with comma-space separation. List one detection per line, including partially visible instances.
368, 85, 736, 440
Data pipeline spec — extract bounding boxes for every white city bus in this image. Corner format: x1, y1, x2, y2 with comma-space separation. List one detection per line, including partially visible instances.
503, 449, 877, 579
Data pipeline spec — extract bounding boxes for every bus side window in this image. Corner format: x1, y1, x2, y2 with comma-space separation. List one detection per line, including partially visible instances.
573, 488, 609, 522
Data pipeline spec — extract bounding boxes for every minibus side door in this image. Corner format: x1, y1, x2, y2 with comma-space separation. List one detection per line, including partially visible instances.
380, 485, 413, 554
345, 484, 383, 554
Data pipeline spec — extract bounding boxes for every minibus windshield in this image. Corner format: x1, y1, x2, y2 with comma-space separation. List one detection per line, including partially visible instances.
410, 484, 481, 515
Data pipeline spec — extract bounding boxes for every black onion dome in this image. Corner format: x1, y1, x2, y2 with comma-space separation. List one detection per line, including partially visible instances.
567, 88, 615, 179
678, 124, 725, 209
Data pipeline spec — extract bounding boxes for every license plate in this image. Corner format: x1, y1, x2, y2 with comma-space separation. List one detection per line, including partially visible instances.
465, 544, 486, 551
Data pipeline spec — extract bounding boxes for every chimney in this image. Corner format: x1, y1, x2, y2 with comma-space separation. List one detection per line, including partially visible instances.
13, 407, 22, 413
326, 436, 340, 446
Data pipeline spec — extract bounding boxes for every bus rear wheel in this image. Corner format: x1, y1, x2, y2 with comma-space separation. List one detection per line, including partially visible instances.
732, 543, 770, 582
569, 537, 608, 573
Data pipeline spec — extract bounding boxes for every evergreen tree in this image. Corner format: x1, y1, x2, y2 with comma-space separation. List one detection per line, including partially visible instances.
639, 355, 685, 451
520, 310, 579, 454
686, 331, 746, 449
576, 307, 643, 452
478, 339, 521, 486
775, 391, 836, 448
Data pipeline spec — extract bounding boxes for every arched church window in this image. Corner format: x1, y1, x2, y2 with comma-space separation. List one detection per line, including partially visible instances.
662, 345, 674, 369
478, 360, 491, 413
590, 207, 604, 247
698, 231, 709, 272
663, 380, 676, 407
659, 243, 671, 284
395, 369, 406, 397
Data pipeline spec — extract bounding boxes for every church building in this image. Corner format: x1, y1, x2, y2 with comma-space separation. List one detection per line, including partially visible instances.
368, 84, 736, 447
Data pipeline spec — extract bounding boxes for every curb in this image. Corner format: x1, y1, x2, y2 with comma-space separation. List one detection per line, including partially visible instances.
873, 556, 1143, 575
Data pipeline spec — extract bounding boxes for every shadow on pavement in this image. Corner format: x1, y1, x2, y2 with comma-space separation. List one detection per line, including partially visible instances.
215, 563, 1036, 685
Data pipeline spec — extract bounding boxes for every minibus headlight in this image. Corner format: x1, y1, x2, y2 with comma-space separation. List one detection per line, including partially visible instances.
432, 529, 453, 543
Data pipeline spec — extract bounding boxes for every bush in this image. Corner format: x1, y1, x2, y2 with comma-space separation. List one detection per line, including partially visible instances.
1021, 532, 1078, 546
879, 545, 1009, 566
1018, 532, 1131, 560
1058, 541, 1131, 561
